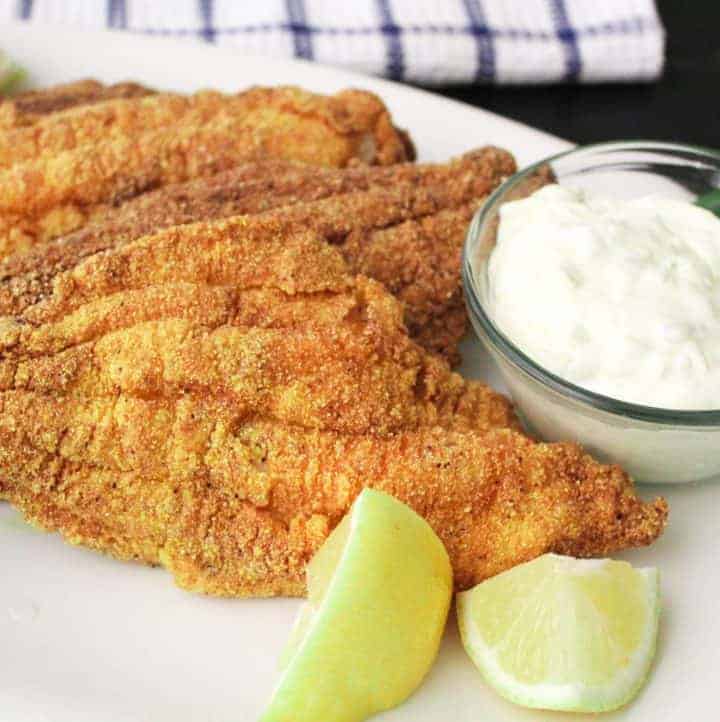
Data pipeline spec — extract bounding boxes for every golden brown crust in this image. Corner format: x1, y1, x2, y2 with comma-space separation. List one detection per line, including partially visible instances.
0, 80, 153, 129
0, 85, 413, 257
0, 148, 516, 361
340, 203, 480, 363
0, 222, 518, 432
0, 409, 667, 596
164, 424, 667, 596
0, 86, 413, 170
0, 91, 222, 168
0, 84, 665, 597
0, 212, 667, 597
0, 282, 516, 436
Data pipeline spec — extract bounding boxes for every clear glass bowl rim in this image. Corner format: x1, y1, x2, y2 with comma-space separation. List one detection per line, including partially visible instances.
462, 139, 720, 427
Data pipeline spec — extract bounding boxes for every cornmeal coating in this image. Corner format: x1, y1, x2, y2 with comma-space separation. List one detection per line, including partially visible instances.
0, 404, 667, 596
0, 79, 153, 128
0, 219, 667, 596
0, 148, 516, 361
0, 85, 412, 257
0, 86, 413, 168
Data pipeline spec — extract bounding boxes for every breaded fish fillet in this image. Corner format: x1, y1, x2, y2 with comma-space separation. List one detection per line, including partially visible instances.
0, 79, 153, 129
0, 86, 412, 257
0, 86, 413, 169
0, 148, 516, 360
0, 218, 667, 596
0, 90, 221, 168
0, 281, 515, 436
0, 405, 668, 597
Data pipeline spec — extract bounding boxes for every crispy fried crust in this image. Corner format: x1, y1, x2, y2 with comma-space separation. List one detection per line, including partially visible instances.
0, 225, 518, 434
0, 86, 414, 169
0, 91, 223, 168
0, 398, 667, 597
0, 215, 667, 596
0, 85, 413, 257
0, 83, 664, 597
0, 148, 516, 360
0, 286, 515, 436
341, 203, 480, 364
0, 80, 153, 128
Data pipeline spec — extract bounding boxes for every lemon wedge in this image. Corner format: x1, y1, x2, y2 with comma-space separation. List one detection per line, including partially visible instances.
261, 488, 452, 722
457, 553, 660, 713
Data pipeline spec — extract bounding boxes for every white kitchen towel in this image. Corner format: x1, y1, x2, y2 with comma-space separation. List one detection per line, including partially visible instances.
1, 0, 666, 84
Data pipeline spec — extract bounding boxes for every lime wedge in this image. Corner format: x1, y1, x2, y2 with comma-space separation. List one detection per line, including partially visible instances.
261, 489, 452, 722
457, 554, 660, 713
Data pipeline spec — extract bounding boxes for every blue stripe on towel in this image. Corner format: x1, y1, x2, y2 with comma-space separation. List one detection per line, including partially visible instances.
124, 18, 654, 42
199, 0, 215, 43
462, 0, 495, 82
376, 0, 405, 81
549, 0, 581, 81
107, 0, 126, 30
18, 0, 33, 20
7, 2, 662, 85
285, 0, 314, 60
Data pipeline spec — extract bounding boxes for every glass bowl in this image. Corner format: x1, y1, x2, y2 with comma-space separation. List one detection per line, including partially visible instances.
462, 141, 720, 484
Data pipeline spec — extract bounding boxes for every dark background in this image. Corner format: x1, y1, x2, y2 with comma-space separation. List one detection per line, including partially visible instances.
434, 0, 720, 147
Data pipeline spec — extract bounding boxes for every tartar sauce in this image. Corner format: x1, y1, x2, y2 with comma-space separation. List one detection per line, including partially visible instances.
487, 184, 720, 410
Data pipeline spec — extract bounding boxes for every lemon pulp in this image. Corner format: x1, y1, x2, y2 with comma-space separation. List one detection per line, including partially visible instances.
457, 554, 660, 712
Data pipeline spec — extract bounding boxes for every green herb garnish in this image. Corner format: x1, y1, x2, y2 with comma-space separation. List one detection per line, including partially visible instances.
0, 54, 25, 96
696, 189, 720, 217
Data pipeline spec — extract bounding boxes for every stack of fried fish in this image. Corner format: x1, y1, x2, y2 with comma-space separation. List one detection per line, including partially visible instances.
0, 81, 667, 597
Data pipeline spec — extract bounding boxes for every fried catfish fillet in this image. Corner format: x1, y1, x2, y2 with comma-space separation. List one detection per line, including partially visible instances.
0, 148, 516, 361
0, 85, 413, 257
0, 79, 153, 129
0, 217, 667, 596
0, 85, 413, 169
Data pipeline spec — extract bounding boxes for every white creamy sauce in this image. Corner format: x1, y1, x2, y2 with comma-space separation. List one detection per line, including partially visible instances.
487, 184, 720, 410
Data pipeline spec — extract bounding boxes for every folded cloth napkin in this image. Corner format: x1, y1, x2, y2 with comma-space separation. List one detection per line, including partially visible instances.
2, 0, 665, 84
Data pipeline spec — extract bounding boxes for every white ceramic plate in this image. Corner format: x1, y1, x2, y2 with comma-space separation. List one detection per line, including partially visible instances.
0, 23, 716, 722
